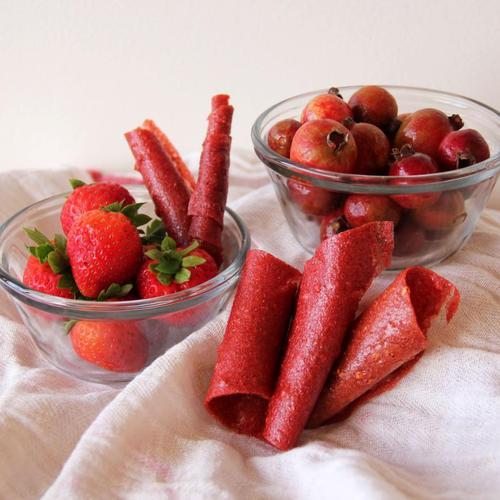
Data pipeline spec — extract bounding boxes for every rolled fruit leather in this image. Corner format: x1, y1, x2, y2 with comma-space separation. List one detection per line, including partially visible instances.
263, 221, 394, 451
142, 119, 197, 192
188, 95, 234, 265
125, 127, 191, 246
205, 249, 301, 437
308, 266, 460, 427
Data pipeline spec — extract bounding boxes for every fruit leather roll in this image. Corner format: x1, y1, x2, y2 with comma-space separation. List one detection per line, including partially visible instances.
308, 266, 460, 427
189, 95, 234, 264
263, 222, 394, 450
125, 128, 191, 246
142, 119, 197, 192
205, 249, 301, 437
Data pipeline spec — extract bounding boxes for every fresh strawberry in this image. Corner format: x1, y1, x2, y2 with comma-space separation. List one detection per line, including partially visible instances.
66, 202, 148, 299
23, 256, 74, 298
137, 238, 218, 299
22, 228, 78, 298
68, 320, 148, 372
60, 179, 135, 235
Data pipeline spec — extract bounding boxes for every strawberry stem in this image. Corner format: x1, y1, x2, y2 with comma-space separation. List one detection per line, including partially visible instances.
147, 238, 205, 285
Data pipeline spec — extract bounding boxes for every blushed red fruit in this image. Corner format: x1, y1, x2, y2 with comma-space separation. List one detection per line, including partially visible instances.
393, 219, 426, 257
437, 129, 490, 171
350, 123, 390, 175
412, 191, 466, 231
290, 119, 357, 173
348, 86, 398, 128
389, 147, 441, 209
67, 210, 143, 298
344, 194, 402, 228
385, 113, 412, 141
137, 248, 218, 299
395, 108, 463, 161
301, 89, 353, 124
61, 182, 135, 235
287, 179, 341, 216
22, 256, 74, 299
70, 321, 148, 372
319, 208, 350, 241
267, 119, 301, 158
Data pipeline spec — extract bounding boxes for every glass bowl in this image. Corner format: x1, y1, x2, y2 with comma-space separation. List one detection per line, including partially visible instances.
0, 186, 250, 384
252, 86, 500, 269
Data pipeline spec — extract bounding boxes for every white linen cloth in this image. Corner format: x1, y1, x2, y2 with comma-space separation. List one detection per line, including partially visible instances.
0, 153, 499, 500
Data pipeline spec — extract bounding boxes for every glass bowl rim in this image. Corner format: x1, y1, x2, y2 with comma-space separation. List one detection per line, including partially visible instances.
0, 190, 251, 319
251, 85, 500, 190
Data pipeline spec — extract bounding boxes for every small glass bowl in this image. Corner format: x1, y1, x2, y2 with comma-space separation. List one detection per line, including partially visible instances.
0, 186, 250, 384
252, 86, 500, 269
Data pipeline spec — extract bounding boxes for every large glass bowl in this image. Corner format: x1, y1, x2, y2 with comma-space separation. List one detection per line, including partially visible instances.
0, 186, 250, 384
252, 86, 500, 269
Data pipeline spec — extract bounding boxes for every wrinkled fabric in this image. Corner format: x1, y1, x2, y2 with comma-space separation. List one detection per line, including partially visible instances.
0, 153, 499, 499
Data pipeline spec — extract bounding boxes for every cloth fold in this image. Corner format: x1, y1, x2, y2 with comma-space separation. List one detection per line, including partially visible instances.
0, 152, 499, 499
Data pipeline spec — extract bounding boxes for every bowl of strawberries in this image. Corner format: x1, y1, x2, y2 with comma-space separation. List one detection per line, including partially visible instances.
0, 184, 249, 384
0, 94, 249, 384
252, 86, 500, 268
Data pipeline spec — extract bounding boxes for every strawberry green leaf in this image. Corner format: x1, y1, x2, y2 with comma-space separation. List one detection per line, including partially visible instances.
162, 249, 182, 260
97, 283, 134, 301
103, 201, 152, 228
57, 272, 81, 298
64, 319, 78, 334
47, 250, 68, 274
24, 227, 51, 246
133, 213, 152, 228
54, 234, 67, 255
141, 219, 166, 245
174, 268, 191, 284
178, 241, 200, 257
69, 178, 86, 190
145, 249, 163, 261
30, 243, 54, 263
160, 236, 177, 252
58, 272, 77, 291
121, 203, 151, 227
24, 228, 70, 269
157, 273, 173, 285
156, 256, 182, 275
119, 283, 134, 297
121, 202, 144, 218
101, 201, 124, 213
182, 255, 206, 268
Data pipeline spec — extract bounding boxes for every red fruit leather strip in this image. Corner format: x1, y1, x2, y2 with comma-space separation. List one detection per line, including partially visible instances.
125, 128, 191, 246
188, 95, 233, 262
189, 216, 223, 265
205, 250, 302, 437
263, 222, 394, 451
308, 266, 460, 427
88, 169, 144, 185
212, 94, 229, 111
142, 119, 196, 192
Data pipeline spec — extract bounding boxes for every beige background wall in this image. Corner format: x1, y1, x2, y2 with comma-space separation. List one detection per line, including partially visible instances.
1, 0, 499, 206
